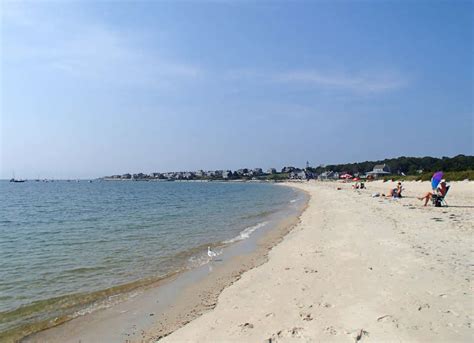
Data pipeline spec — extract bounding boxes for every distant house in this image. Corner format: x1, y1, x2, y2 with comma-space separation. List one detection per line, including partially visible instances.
366, 164, 391, 178
267, 168, 277, 174
319, 171, 339, 180
222, 170, 232, 179
162, 172, 175, 179
253, 168, 263, 176
236, 169, 248, 176
182, 172, 194, 179
132, 173, 147, 180
282, 166, 296, 173
289, 170, 309, 180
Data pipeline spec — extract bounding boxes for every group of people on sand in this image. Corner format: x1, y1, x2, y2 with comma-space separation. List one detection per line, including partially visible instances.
352, 182, 365, 189
363, 179, 449, 207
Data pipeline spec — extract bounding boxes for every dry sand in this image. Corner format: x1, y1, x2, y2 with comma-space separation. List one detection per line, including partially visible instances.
161, 180, 473, 342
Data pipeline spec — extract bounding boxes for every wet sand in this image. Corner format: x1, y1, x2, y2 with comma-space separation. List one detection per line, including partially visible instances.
162, 180, 473, 342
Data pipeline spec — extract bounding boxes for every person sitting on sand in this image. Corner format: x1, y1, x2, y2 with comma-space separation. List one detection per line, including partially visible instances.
418, 179, 447, 206
386, 182, 403, 198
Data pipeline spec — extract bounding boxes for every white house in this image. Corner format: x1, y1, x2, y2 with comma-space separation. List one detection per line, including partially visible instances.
366, 164, 391, 178
289, 170, 307, 180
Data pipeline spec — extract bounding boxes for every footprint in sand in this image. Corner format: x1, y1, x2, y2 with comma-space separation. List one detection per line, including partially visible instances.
417, 303, 430, 311
324, 326, 338, 335
379, 314, 400, 328
377, 314, 393, 322
239, 322, 254, 331
304, 267, 318, 273
319, 302, 334, 308
266, 327, 305, 341
299, 312, 313, 321
443, 309, 459, 317
288, 327, 304, 337
352, 329, 369, 342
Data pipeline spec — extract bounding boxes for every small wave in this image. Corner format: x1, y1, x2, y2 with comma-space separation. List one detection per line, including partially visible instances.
290, 199, 297, 203
188, 255, 211, 268
75, 291, 141, 317
0, 272, 176, 342
62, 266, 107, 275
239, 209, 277, 220
223, 221, 269, 244
187, 247, 223, 268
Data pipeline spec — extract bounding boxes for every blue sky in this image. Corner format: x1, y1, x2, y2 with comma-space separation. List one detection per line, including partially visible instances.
1, 1, 472, 178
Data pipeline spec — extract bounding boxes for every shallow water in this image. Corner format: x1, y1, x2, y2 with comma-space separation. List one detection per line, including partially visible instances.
0, 180, 297, 338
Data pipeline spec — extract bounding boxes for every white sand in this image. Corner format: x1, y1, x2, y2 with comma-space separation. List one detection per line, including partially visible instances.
162, 180, 473, 342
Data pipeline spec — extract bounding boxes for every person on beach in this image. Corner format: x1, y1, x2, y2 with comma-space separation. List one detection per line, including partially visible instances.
386, 182, 403, 198
418, 179, 448, 206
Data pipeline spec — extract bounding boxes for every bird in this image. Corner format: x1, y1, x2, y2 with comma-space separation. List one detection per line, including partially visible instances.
207, 246, 217, 259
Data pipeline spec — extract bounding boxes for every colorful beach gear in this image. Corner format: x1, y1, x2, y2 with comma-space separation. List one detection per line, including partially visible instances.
431, 171, 444, 190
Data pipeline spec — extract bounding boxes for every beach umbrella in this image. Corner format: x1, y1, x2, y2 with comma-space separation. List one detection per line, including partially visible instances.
353, 177, 360, 181
431, 171, 443, 190
340, 173, 352, 179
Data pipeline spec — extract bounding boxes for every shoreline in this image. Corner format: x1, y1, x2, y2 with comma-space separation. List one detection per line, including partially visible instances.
22, 184, 309, 343
161, 180, 472, 341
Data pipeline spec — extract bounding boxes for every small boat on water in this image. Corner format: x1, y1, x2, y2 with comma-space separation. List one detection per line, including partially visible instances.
9, 178, 26, 183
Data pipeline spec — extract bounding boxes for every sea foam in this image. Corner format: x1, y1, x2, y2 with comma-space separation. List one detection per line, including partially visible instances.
223, 221, 269, 244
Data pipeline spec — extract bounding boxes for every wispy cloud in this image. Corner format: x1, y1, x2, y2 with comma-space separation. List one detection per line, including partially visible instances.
2, 2, 406, 94
43, 26, 203, 87
276, 70, 407, 93
222, 68, 407, 94
2, 3, 203, 89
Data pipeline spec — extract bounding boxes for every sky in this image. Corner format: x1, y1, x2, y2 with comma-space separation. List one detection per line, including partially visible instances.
1, 0, 473, 179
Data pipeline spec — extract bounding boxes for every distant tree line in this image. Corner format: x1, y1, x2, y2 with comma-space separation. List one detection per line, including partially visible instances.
307, 154, 473, 175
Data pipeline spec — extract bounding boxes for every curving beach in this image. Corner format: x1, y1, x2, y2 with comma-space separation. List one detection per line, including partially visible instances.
3, 1, 472, 342
158, 180, 473, 342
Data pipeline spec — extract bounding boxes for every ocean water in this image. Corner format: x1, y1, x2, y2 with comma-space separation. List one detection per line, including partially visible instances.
0, 180, 300, 340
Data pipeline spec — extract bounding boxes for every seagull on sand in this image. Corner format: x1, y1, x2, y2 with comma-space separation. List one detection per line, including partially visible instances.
207, 246, 217, 259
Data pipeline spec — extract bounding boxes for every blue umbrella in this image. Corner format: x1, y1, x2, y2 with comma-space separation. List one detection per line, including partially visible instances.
431, 171, 443, 190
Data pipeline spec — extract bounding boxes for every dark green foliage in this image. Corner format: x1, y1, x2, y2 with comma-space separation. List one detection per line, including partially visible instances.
383, 170, 474, 182
309, 154, 473, 176
265, 173, 290, 181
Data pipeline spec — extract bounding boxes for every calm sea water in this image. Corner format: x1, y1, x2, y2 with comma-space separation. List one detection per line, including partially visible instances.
0, 180, 298, 339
